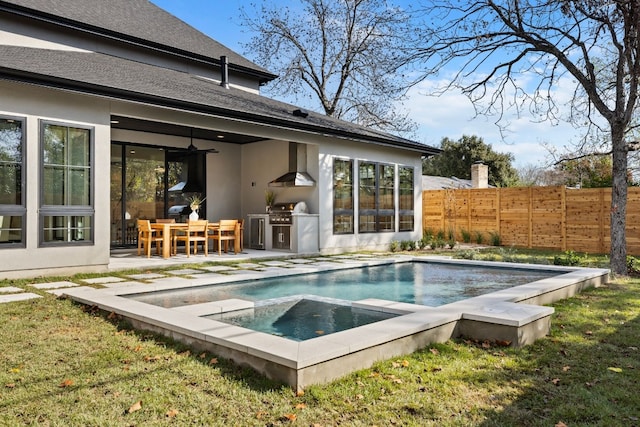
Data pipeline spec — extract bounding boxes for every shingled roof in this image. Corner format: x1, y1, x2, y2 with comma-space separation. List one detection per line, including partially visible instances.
0, 0, 275, 82
0, 0, 440, 155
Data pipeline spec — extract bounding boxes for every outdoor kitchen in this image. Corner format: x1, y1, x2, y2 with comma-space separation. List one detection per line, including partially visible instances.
248, 202, 319, 254
247, 142, 319, 254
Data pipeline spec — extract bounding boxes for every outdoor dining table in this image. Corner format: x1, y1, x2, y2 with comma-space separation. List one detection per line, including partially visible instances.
150, 221, 241, 258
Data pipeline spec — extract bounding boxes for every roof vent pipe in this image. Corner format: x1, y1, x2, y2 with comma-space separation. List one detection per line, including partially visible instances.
220, 55, 229, 89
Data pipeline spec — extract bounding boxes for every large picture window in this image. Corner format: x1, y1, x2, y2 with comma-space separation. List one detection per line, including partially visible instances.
40, 121, 94, 245
0, 116, 25, 247
358, 161, 395, 233
399, 166, 414, 231
333, 158, 354, 234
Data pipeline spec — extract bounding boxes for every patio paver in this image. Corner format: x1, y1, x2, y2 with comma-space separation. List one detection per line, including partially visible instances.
126, 273, 166, 280
166, 268, 206, 275
0, 286, 23, 293
81, 277, 127, 285
31, 281, 79, 290
0, 293, 42, 303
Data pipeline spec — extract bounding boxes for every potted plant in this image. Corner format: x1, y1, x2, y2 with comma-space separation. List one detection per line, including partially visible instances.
187, 194, 205, 220
264, 189, 275, 213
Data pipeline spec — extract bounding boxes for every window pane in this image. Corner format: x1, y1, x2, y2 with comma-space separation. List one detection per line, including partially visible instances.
69, 168, 90, 205
43, 215, 92, 243
399, 166, 414, 210
399, 215, 413, 232
0, 118, 23, 205
43, 124, 66, 165
333, 214, 353, 234
43, 166, 65, 205
69, 128, 90, 166
378, 214, 394, 232
333, 159, 354, 234
359, 162, 376, 210
399, 166, 414, 231
0, 215, 22, 244
358, 214, 376, 233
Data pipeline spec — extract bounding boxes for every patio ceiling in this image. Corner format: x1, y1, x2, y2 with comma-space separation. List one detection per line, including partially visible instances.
110, 115, 267, 145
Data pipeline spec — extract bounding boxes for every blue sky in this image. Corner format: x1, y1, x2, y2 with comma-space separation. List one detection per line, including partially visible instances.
150, 0, 582, 169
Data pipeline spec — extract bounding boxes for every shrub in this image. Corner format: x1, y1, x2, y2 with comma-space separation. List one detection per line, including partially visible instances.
423, 228, 435, 241
460, 229, 472, 243
436, 229, 446, 240
474, 231, 485, 245
399, 240, 410, 251
447, 239, 457, 249
389, 241, 399, 252
627, 255, 640, 274
489, 231, 502, 246
447, 228, 455, 241
407, 240, 416, 251
553, 250, 584, 266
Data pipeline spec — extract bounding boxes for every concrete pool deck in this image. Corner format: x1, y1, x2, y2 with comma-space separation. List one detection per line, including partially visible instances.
61, 255, 610, 391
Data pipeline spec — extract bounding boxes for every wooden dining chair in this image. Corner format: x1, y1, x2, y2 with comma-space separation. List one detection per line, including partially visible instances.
137, 219, 163, 257
236, 218, 244, 251
209, 219, 238, 255
172, 219, 208, 257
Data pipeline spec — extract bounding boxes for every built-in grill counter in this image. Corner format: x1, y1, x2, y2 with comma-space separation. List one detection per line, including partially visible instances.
248, 201, 318, 253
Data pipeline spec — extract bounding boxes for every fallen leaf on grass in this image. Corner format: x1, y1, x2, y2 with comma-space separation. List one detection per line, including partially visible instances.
430, 348, 440, 355
607, 367, 623, 373
495, 339, 512, 347
107, 312, 117, 320
256, 411, 268, 419
144, 355, 161, 362
585, 330, 593, 336
283, 413, 297, 421
562, 366, 571, 372
59, 379, 74, 388
295, 403, 306, 409
199, 352, 207, 359
5, 383, 15, 389
166, 409, 179, 418
209, 358, 218, 365
555, 422, 567, 427
551, 378, 560, 385
355, 394, 364, 400
127, 400, 142, 414
296, 389, 305, 397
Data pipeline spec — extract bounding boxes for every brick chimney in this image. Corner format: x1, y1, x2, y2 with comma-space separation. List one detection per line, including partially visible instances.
471, 162, 489, 188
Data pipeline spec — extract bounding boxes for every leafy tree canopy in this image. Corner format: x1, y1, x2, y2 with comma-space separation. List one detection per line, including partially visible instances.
423, 135, 519, 187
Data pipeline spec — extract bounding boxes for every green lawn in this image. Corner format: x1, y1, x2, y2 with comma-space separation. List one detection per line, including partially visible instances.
1, 254, 639, 426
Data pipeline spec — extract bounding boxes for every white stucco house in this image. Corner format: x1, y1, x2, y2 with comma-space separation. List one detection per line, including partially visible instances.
0, 0, 439, 278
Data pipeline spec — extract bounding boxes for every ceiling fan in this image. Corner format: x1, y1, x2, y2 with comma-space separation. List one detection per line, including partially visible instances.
185, 128, 219, 154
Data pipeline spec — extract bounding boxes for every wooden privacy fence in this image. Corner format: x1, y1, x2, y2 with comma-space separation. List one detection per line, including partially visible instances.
422, 186, 640, 255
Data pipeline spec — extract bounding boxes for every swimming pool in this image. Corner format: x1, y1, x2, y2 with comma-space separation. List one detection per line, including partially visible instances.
127, 262, 556, 308
63, 256, 610, 390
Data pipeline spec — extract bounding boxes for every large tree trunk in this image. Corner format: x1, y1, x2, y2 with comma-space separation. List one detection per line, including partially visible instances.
610, 125, 628, 276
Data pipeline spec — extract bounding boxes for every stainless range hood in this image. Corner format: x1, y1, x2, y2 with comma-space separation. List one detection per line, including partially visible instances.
269, 142, 316, 187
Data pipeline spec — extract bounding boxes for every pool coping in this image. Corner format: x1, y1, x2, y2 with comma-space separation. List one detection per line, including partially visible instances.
61, 256, 610, 390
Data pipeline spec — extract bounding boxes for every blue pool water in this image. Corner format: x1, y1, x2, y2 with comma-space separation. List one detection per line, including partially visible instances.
206, 298, 398, 341
128, 262, 556, 308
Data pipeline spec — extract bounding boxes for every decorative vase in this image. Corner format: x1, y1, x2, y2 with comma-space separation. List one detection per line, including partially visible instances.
189, 210, 199, 221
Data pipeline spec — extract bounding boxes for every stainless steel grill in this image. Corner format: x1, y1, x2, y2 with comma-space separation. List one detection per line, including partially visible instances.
268, 201, 308, 224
